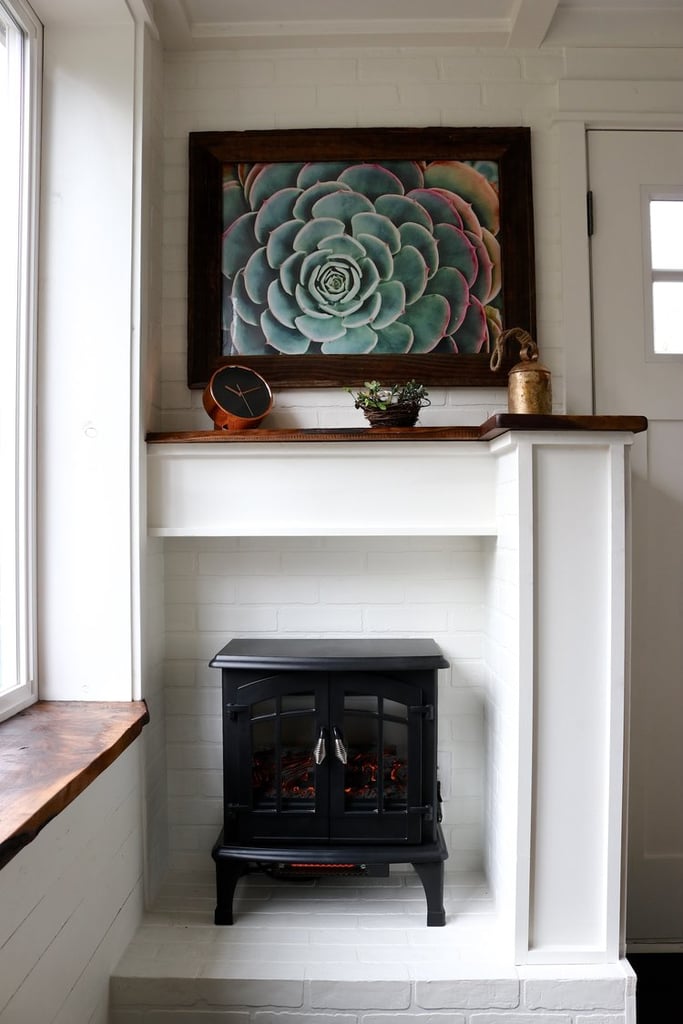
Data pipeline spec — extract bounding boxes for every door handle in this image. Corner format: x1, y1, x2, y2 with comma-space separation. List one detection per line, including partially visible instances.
333, 726, 348, 765
313, 727, 327, 765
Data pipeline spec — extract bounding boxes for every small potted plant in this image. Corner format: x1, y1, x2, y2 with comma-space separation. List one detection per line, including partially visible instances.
347, 379, 431, 428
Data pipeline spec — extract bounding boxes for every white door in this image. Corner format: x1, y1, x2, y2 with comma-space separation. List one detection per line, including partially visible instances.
589, 129, 683, 945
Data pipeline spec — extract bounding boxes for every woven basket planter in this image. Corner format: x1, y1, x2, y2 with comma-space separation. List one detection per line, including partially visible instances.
362, 404, 421, 428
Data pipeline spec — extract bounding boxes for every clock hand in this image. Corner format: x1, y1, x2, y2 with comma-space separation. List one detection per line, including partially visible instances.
240, 392, 255, 417
240, 385, 265, 395
231, 383, 255, 416
225, 383, 257, 416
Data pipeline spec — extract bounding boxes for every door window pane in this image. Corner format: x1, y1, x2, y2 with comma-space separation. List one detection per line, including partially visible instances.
648, 198, 683, 355
652, 281, 683, 354
650, 200, 683, 270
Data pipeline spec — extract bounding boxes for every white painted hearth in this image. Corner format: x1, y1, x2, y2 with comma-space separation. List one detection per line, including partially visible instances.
115, 424, 641, 1022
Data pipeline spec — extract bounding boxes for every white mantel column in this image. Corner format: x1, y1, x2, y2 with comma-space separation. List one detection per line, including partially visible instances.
493, 431, 632, 965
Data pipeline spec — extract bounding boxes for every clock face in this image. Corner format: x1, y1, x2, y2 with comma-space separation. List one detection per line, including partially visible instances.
203, 365, 273, 429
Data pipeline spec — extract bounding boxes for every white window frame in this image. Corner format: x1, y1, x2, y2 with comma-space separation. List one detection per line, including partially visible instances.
642, 186, 683, 362
0, 0, 41, 722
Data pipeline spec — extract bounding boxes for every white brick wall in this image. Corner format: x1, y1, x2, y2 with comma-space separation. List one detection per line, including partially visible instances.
111, 964, 632, 1022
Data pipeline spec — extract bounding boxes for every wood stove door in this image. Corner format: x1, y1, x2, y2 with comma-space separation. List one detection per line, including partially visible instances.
328, 673, 425, 843
225, 671, 330, 843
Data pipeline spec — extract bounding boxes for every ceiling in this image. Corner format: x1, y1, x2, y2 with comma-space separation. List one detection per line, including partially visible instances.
151, 0, 683, 50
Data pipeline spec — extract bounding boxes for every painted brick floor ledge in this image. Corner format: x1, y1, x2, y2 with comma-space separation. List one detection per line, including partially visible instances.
110, 865, 635, 1022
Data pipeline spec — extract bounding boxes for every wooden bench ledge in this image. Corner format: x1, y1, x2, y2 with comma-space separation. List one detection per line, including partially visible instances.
0, 701, 149, 869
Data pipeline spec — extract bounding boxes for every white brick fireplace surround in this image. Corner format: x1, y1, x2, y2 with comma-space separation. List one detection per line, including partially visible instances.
113, 419, 644, 1022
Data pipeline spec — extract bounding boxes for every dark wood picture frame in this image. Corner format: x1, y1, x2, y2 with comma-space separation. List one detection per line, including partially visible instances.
188, 126, 535, 389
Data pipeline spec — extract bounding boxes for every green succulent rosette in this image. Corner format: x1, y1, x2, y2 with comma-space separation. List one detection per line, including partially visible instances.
222, 159, 502, 357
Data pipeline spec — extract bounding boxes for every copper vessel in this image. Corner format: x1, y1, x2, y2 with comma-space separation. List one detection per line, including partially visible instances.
490, 328, 552, 415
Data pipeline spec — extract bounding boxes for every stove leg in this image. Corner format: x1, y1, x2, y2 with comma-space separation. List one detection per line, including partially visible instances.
214, 859, 247, 925
412, 860, 446, 926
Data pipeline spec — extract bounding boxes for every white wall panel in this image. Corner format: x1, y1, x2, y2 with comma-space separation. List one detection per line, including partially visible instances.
38, 24, 137, 699
148, 443, 496, 537
0, 745, 144, 1024
529, 442, 624, 959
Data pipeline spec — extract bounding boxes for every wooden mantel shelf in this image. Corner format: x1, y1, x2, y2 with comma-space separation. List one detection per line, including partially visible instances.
0, 701, 149, 869
146, 414, 648, 445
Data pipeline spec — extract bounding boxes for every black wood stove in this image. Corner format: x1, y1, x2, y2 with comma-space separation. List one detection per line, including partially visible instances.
210, 638, 449, 925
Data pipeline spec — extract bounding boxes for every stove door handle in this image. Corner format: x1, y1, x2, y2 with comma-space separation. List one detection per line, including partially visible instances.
333, 726, 348, 765
313, 727, 327, 765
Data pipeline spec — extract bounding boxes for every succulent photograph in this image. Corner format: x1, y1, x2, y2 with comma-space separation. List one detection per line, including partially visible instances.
221, 159, 503, 359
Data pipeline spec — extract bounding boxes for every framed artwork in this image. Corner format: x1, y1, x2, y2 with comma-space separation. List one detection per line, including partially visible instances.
187, 126, 535, 389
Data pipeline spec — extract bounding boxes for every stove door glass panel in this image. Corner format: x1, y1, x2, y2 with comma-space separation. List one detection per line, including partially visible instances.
342, 696, 408, 813
250, 694, 317, 811
382, 716, 409, 810
344, 701, 379, 810
280, 706, 316, 809
383, 697, 408, 721
251, 716, 277, 806
345, 694, 378, 714
253, 698, 276, 717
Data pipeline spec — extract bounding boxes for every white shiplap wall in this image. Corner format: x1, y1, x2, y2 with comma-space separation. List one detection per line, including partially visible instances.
0, 746, 143, 1024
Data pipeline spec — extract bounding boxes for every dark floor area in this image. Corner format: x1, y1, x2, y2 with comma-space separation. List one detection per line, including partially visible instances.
628, 953, 683, 1021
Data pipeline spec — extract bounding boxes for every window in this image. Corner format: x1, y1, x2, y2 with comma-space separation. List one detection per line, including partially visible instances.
0, 0, 40, 721
645, 194, 683, 357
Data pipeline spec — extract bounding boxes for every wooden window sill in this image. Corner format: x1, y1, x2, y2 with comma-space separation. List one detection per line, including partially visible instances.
0, 700, 149, 869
